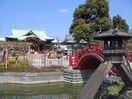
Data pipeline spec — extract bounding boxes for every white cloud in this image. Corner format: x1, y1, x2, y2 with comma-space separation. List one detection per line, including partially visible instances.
58, 9, 69, 13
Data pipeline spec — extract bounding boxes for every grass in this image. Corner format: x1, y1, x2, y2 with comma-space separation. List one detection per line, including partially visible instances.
107, 81, 124, 95
0, 62, 28, 69
0, 62, 64, 72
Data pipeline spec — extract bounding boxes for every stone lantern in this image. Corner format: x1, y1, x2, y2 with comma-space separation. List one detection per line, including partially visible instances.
94, 29, 132, 86
94, 29, 132, 63
77, 29, 132, 99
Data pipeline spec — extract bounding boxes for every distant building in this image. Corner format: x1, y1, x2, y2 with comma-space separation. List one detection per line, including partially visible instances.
63, 34, 75, 56
63, 34, 75, 44
63, 34, 88, 48
0, 28, 54, 53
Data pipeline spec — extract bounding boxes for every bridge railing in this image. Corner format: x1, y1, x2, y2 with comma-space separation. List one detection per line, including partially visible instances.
69, 44, 132, 67
69, 44, 103, 66
126, 49, 132, 62
77, 44, 103, 58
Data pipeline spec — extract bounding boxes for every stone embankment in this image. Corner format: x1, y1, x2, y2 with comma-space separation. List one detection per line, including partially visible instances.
64, 67, 95, 83
0, 72, 64, 84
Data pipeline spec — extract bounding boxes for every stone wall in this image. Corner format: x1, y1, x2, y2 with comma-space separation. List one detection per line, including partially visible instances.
64, 68, 95, 83
0, 72, 64, 84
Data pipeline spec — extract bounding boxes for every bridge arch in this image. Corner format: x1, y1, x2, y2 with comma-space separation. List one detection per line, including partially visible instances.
73, 52, 104, 70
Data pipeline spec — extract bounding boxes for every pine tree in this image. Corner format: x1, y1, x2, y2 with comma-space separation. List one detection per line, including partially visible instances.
69, 0, 111, 42
112, 15, 129, 33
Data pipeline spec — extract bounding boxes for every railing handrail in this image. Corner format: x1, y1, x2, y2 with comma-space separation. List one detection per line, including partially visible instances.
69, 44, 103, 66
69, 44, 132, 66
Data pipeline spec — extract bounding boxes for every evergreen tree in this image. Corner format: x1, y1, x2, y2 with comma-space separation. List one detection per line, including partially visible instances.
112, 15, 129, 33
69, 0, 111, 42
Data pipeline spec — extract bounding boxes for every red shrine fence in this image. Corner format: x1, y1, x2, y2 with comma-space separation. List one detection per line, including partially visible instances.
126, 49, 132, 62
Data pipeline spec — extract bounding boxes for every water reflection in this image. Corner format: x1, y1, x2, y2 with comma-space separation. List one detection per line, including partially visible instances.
0, 82, 83, 99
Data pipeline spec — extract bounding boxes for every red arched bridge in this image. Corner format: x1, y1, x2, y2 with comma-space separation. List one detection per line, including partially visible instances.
69, 44, 132, 74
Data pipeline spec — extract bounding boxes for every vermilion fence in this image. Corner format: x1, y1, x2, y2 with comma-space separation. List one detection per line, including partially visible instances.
126, 49, 132, 62
69, 44, 103, 66
69, 44, 132, 66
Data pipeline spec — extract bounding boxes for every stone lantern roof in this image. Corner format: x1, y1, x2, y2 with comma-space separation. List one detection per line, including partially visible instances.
94, 29, 132, 40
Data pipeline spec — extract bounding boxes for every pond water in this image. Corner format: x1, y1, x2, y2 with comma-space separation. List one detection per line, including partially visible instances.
0, 82, 83, 99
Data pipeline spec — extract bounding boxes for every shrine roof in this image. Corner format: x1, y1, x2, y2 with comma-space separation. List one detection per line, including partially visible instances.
63, 34, 75, 43
6, 28, 54, 41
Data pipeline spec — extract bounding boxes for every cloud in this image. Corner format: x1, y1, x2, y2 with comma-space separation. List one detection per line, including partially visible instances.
58, 9, 69, 13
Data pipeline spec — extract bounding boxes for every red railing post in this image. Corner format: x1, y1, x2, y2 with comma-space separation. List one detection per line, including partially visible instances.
76, 52, 79, 64
69, 55, 73, 66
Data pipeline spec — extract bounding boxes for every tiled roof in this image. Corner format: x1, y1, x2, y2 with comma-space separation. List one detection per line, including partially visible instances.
63, 34, 75, 43
52, 39, 58, 43
7, 28, 54, 41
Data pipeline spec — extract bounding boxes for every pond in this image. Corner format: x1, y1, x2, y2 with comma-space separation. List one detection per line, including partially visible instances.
0, 82, 83, 99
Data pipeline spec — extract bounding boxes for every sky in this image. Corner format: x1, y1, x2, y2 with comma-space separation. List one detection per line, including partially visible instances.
0, 0, 132, 41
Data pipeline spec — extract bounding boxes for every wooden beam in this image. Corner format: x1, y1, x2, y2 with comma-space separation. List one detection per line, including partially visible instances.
77, 61, 112, 99
114, 63, 132, 86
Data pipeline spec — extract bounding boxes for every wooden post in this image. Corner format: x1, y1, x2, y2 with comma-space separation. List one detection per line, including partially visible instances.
38, 44, 40, 54
5, 46, 8, 69
28, 46, 30, 66
114, 63, 132, 86
77, 61, 112, 99
69, 56, 73, 66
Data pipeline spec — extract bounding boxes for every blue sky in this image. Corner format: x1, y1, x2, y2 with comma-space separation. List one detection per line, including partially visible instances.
0, 0, 132, 41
